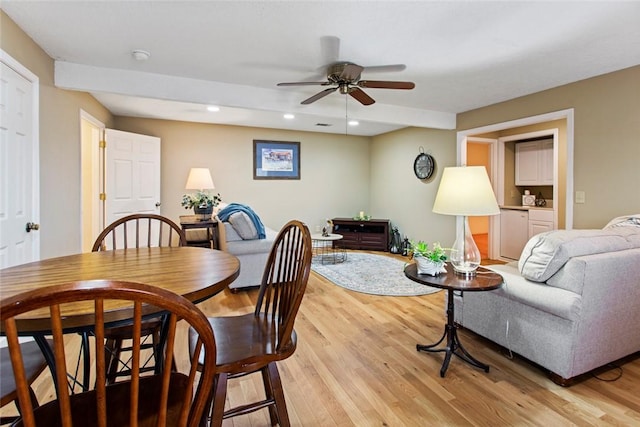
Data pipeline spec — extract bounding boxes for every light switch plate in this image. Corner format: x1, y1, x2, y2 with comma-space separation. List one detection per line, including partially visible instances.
576, 191, 586, 204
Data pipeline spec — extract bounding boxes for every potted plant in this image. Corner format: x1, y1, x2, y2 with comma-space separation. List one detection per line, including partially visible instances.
181, 191, 222, 217
409, 241, 448, 276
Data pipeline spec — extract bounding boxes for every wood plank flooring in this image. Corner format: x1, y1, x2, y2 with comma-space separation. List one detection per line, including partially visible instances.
4, 251, 640, 426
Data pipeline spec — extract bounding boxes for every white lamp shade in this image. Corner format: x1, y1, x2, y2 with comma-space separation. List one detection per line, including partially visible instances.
185, 168, 215, 190
432, 166, 499, 216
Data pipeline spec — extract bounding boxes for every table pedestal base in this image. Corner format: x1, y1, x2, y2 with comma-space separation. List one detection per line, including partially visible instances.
417, 290, 490, 377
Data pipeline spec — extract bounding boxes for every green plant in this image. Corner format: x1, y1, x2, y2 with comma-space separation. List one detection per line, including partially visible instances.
409, 241, 448, 262
181, 191, 222, 209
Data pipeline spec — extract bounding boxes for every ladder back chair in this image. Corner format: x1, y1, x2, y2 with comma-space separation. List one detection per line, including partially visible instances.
189, 220, 312, 427
91, 214, 187, 384
1, 280, 218, 427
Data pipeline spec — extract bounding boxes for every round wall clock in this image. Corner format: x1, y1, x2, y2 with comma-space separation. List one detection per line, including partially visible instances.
413, 152, 435, 180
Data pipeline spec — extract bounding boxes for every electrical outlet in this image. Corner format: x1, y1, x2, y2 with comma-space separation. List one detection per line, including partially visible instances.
576, 191, 586, 204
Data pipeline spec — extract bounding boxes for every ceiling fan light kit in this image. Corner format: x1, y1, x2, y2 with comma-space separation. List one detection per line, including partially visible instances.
278, 61, 415, 106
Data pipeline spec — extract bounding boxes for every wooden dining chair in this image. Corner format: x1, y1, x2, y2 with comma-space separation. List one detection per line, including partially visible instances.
1, 280, 218, 427
92, 214, 187, 384
0, 340, 49, 425
189, 220, 312, 427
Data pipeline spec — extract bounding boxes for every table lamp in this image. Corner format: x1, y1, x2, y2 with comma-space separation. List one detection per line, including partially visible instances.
432, 166, 500, 276
185, 168, 215, 220
185, 167, 215, 191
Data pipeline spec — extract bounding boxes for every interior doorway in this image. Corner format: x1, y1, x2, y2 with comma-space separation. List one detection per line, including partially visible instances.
466, 140, 495, 260
458, 109, 575, 261
80, 111, 104, 253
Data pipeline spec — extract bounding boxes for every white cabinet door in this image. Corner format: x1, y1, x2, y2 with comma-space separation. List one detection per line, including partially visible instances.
539, 140, 554, 185
515, 141, 540, 186
500, 209, 529, 260
515, 139, 554, 186
528, 208, 554, 238
528, 221, 553, 238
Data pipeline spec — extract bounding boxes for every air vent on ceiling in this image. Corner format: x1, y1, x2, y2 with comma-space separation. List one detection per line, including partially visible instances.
315, 123, 332, 127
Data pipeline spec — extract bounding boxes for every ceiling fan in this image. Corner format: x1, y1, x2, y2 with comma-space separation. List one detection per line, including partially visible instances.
277, 62, 415, 106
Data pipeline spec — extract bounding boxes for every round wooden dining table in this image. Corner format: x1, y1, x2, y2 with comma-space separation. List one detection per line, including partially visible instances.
0, 246, 240, 392
0, 246, 240, 333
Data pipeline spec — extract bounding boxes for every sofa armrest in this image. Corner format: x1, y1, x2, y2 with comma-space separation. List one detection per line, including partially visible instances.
215, 217, 228, 251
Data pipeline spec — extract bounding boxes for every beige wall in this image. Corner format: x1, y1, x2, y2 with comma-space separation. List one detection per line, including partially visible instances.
1, 11, 114, 258
370, 127, 457, 245
459, 66, 640, 229
113, 117, 372, 233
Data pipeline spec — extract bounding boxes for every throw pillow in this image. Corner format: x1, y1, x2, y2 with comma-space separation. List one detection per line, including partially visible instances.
518, 229, 635, 282
228, 212, 258, 240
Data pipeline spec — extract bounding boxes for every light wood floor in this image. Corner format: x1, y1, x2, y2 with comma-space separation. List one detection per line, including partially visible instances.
5, 251, 640, 426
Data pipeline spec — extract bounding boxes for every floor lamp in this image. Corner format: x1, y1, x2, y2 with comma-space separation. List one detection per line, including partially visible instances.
432, 166, 500, 276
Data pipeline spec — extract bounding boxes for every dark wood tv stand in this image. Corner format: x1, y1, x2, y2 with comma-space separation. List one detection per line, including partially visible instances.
332, 218, 390, 252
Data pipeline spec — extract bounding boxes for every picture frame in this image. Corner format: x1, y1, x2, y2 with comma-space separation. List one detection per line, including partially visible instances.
253, 140, 300, 180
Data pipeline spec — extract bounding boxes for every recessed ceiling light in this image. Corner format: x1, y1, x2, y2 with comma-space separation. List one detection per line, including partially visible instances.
283, 114, 295, 120
206, 105, 220, 112
348, 120, 359, 126
131, 49, 150, 61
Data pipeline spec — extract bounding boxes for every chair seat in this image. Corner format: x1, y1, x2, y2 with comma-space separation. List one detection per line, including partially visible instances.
0, 340, 48, 407
12, 373, 191, 427
190, 313, 297, 373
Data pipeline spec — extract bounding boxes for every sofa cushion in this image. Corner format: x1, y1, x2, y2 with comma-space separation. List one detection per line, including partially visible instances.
603, 214, 640, 230
223, 222, 243, 242
518, 229, 636, 282
225, 227, 278, 256
228, 212, 258, 240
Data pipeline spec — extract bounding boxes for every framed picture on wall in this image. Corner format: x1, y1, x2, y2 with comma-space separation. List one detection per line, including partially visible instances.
253, 140, 300, 180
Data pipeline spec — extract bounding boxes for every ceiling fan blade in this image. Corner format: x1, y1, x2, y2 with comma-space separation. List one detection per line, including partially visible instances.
340, 63, 364, 81
349, 88, 375, 105
362, 64, 407, 73
277, 81, 331, 86
358, 80, 415, 90
301, 87, 338, 105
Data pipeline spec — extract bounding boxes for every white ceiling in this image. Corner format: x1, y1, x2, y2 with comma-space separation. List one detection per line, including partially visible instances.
3, 1, 640, 136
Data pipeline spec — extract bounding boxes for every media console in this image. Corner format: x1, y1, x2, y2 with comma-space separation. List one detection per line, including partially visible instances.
332, 218, 390, 252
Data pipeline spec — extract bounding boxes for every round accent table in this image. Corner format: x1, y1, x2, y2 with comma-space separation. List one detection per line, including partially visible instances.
311, 233, 347, 264
404, 262, 503, 377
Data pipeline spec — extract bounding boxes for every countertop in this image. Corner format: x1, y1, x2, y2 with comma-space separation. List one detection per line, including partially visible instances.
500, 205, 554, 211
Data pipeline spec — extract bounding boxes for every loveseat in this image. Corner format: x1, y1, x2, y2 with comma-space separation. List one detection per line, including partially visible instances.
214, 204, 278, 291
453, 215, 640, 384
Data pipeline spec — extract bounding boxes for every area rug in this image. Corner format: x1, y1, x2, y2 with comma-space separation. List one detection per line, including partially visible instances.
311, 253, 440, 296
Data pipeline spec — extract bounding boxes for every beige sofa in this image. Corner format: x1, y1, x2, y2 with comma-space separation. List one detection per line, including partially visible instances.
454, 215, 640, 384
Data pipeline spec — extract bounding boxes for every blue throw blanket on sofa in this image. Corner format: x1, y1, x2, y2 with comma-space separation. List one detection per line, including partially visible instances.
217, 203, 266, 239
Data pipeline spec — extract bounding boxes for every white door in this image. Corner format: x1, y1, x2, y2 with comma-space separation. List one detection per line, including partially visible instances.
0, 55, 39, 268
104, 129, 161, 227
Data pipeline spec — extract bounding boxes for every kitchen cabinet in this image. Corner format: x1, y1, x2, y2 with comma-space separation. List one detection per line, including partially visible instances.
515, 140, 554, 186
500, 209, 529, 260
528, 209, 554, 238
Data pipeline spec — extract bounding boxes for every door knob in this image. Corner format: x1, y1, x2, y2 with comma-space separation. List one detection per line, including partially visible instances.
155, 202, 162, 207
26, 222, 40, 232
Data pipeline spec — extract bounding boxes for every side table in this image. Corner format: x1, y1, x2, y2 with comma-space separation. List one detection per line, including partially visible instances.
404, 263, 503, 377
311, 233, 347, 264
179, 215, 218, 249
